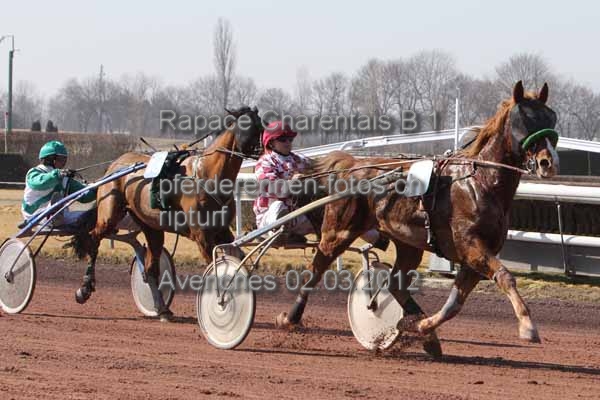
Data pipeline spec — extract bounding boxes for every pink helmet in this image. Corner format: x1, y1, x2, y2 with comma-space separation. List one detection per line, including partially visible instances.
262, 120, 297, 149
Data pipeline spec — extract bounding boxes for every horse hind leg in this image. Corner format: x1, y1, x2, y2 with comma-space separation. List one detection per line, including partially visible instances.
276, 229, 361, 330
275, 249, 338, 330
73, 233, 99, 304
74, 185, 127, 303
417, 266, 481, 333
214, 229, 245, 259
414, 264, 482, 356
143, 228, 173, 322
385, 240, 443, 357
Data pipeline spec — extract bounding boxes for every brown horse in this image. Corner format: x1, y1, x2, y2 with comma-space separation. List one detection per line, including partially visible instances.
72, 106, 263, 320
276, 81, 559, 356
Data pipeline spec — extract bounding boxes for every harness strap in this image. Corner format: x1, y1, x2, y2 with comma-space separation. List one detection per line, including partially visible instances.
421, 161, 446, 258
192, 156, 201, 179
185, 155, 231, 210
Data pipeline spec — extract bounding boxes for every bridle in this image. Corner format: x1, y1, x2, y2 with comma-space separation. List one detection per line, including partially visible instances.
506, 101, 559, 175
199, 110, 263, 161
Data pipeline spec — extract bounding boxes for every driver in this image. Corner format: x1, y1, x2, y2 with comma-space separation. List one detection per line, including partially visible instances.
21, 140, 96, 227
254, 121, 388, 250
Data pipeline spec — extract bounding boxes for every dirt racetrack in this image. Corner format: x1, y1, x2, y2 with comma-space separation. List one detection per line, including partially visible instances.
1, 258, 599, 400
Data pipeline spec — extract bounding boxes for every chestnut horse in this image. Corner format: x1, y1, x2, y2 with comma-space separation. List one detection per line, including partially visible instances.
277, 81, 559, 357
72, 106, 263, 321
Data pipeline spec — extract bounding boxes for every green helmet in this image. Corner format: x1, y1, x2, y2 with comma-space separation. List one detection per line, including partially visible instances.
39, 140, 68, 159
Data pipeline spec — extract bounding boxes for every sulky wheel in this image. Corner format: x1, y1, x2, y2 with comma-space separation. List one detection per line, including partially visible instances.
196, 255, 255, 350
0, 239, 36, 314
347, 262, 404, 351
130, 246, 176, 317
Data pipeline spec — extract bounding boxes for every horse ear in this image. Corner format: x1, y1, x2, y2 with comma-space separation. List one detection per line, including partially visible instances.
513, 81, 524, 104
225, 108, 243, 118
224, 108, 233, 115
538, 82, 549, 104
252, 106, 258, 113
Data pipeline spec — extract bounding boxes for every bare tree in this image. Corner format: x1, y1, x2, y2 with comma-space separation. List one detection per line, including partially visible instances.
150, 84, 187, 137
312, 72, 349, 139
385, 59, 418, 132
32, 45, 600, 143
49, 73, 117, 133
48, 79, 83, 132
351, 59, 396, 117
455, 75, 501, 127
230, 75, 257, 107
118, 73, 160, 134
257, 88, 293, 121
556, 82, 600, 140
495, 53, 557, 95
186, 75, 221, 115
213, 18, 236, 111
313, 73, 348, 114
406, 50, 458, 130
11, 81, 44, 130
294, 66, 313, 115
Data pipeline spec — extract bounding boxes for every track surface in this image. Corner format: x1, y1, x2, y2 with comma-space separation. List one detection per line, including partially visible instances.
1, 258, 599, 399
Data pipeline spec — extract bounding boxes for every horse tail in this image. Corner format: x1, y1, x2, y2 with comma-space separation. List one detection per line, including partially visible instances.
63, 209, 98, 260
64, 232, 94, 260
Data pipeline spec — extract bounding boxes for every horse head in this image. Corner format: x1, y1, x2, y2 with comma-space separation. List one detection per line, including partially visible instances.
224, 106, 263, 157
508, 81, 560, 178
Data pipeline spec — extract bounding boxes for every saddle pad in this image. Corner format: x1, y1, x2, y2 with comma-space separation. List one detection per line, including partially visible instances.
143, 151, 169, 179
404, 160, 434, 197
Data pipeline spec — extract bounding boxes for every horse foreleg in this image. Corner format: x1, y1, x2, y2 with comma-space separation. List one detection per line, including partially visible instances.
461, 245, 540, 343
490, 259, 540, 342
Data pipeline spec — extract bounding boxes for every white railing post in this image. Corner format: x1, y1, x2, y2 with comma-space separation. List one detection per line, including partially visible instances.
454, 88, 460, 151
235, 191, 243, 238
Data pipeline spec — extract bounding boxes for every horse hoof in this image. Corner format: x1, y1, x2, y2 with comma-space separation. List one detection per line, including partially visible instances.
520, 327, 541, 343
275, 312, 300, 331
75, 287, 91, 304
159, 310, 174, 323
275, 312, 290, 329
414, 318, 431, 336
422, 333, 443, 358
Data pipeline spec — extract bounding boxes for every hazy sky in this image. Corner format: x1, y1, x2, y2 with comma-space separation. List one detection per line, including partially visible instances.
1, 0, 598, 100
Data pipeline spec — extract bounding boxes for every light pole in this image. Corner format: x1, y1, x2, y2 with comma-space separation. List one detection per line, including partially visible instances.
0, 34, 15, 153
454, 86, 460, 151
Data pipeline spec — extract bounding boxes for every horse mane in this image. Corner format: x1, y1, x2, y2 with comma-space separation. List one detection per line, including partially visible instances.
458, 91, 538, 158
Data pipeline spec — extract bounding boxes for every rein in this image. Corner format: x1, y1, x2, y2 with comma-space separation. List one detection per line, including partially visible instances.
214, 147, 260, 160
299, 159, 419, 180
444, 158, 530, 175
295, 155, 531, 183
